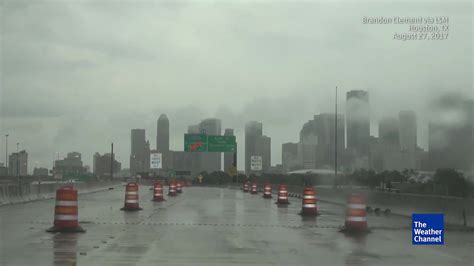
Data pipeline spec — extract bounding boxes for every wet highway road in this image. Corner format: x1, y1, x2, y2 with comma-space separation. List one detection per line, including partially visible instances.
0, 186, 473, 266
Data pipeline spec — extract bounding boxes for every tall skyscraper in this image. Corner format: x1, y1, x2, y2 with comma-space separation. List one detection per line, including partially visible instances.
93, 152, 121, 177
298, 119, 317, 169
198, 118, 222, 172
223, 128, 235, 173
188, 124, 200, 134
346, 90, 370, 156
130, 129, 148, 174
256, 135, 271, 172
399, 110, 417, 152
156, 114, 171, 170
282, 142, 298, 172
156, 114, 169, 152
429, 97, 474, 171
378, 117, 400, 150
245, 121, 263, 173
463, 100, 474, 171
297, 113, 345, 169
8, 150, 28, 176
313, 113, 345, 168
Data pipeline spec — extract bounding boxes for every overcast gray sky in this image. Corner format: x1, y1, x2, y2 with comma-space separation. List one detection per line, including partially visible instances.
0, 0, 472, 172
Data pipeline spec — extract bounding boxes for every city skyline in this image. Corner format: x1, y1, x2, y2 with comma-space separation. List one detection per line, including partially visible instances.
2, 91, 473, 173
1, 2, 471, 172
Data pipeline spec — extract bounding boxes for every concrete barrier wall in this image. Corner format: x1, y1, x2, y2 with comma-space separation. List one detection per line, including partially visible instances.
226, 183, 473, 227
284, 185, 474, 226
0, 181, 121, 206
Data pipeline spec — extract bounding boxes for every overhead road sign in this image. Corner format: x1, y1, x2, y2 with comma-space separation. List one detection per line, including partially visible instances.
208, 136, 236, 152
184, 134, 208, 152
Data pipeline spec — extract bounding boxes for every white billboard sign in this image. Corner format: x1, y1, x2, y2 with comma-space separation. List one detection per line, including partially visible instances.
150, 153, 162, 169
250, 155, 262, 171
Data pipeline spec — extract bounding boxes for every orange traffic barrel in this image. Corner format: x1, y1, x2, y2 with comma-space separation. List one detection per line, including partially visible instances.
152, 182, 165, 202
299, 186, 318, 216
176, 181, 183, 193
276, 184, 289, 205
120, 182, 142, 211
243, 182, 249, 192
250, 182, 258, 194
47, 185, 85, 233
341, 193, 369, 233
263, 182, 272, 198
168, 181, 177, 196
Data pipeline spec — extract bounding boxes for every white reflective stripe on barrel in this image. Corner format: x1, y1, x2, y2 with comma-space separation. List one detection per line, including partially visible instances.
279, 190, 287, 193
127, 191, 138, 195
303, 204, 316, 208
347, 204, 365, 209
303, 195, 315, 199
279, 197, 288, 199
346, 216, 367, 222
126, 200, 138, 203
56, 200, 77, 206
55, 215, 78, 221
154, 193, 162, 196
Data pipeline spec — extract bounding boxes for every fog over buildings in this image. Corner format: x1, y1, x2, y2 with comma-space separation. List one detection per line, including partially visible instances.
0, 1, 472, 173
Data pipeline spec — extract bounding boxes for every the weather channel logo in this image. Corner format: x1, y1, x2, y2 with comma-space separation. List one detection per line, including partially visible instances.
412, 214, 444, 245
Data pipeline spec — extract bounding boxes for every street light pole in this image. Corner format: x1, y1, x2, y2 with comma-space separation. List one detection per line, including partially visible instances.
111, 142, 114, 181
334, 86, 338, 189
5, 134, 8, 173
16, 142, 20, 196
16, 143, 19, 175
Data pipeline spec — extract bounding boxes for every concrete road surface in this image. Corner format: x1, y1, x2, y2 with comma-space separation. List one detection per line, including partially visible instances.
0, 186, 472, 265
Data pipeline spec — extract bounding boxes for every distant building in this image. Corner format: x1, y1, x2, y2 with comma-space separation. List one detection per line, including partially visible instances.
268, 164, 284, 174
172, 151, 201, 175
156, 114, 172, 171
223, 128, 235, 173
245, 121, 263, 174
428, 97, 474, 171
130, 129, 150, 175
297, 113, 345, 170
256, 135, 271, 172
9, 150, 28, 176
33, 167, 49, 177
187, 124, 200, 134
156, 114, 170, 152
93, 153, 121, 177
54, 152, 86, 177
376, 117, 418, 171
199, 118, 222, 172
0, 163, 7, 177
282, 142, 298, 172
346, 90, 370, 157
399, 110, 417, 152
298, 120, 318, 169
379, 117, 400, 150
313, 113, 345, 168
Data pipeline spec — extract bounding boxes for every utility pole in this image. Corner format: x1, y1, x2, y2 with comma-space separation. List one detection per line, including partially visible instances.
334, 86, 338, 188
16, 143, 19, 175
16, 142, 20, 196
5, 134, 8, 173
110, 142, 114, 181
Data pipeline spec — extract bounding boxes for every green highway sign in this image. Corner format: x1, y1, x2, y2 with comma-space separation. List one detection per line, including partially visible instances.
184, 134, 207, 152
208, 135, 237, 152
